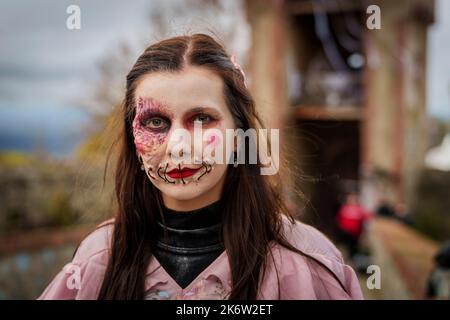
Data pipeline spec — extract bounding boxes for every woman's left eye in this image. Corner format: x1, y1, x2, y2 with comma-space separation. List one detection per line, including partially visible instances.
193, 114, 212, 124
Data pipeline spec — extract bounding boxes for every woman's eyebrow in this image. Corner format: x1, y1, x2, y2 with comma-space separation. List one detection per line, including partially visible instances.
184, 106, 222, 115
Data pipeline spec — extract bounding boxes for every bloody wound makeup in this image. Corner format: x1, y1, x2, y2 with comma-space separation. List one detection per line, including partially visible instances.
132, 97, 173, 154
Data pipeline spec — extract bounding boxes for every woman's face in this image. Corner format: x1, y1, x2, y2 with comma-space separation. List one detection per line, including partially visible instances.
133, 65, 236, 211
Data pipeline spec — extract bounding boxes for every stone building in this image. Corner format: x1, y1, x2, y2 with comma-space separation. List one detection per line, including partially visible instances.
244, 0, 435, 234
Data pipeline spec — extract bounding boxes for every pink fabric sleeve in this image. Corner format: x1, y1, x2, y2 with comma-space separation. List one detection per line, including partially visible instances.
37, 262, 81, 299
37, 223, 112, 300
269, 216, 365, 300
37, 250, 107, 300
342, 263, 364, 299
279, 250, 364, 300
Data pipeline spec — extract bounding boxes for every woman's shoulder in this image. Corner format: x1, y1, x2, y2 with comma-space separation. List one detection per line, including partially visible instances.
270, 215, 363, 299
72, 218, 115, 265
279, 214, 344, 263
37, 219, 115, 299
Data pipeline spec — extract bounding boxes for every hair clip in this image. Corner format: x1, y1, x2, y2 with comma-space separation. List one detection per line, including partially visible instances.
230, 54, 247, 88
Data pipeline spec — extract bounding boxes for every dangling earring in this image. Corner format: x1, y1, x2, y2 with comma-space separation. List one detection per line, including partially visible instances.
233, 151, 238, 167
137, 153, 145, 171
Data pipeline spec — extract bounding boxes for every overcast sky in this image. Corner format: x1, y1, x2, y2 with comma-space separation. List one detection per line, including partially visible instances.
0, 0, 153, 106
427, 0, 450, 120
0, 0, 250, 107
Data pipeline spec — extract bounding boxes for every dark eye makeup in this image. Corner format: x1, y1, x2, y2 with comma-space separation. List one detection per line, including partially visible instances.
191, 113, 217, 124
139, 109, 170, 132
137, 105, 221, 132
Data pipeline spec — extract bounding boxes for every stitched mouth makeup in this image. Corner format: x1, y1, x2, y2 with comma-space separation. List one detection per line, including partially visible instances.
166, 167, 202, 179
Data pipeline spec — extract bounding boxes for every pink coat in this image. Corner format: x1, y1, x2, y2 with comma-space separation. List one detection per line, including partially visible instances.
38, 216, 364, 300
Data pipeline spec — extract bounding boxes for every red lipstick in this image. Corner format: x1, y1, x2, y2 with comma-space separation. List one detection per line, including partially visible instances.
166, 167, 201, 179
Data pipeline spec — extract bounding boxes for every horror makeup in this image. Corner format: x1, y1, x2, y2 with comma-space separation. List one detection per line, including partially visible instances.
131, 67, 237, 205
132, 96, 222, 185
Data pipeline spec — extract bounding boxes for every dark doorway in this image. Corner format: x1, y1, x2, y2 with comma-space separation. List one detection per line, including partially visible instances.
296, 120, 360, 237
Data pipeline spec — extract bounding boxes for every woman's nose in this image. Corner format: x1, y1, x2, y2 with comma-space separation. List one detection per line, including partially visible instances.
166, 127, 192, 161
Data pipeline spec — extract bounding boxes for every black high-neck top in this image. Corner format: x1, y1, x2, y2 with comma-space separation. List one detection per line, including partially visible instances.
154, 199, 225, 289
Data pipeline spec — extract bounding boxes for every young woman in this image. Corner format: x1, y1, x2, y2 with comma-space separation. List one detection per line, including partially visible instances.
38, 33, 363, 300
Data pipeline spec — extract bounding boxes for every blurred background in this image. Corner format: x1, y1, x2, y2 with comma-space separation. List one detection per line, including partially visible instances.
0, 0, 448, 299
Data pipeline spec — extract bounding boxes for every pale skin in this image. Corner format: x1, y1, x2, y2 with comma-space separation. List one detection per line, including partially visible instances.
133, 65, 236, 211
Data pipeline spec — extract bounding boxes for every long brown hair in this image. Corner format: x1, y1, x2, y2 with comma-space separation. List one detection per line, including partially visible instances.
97, 33, 345, 300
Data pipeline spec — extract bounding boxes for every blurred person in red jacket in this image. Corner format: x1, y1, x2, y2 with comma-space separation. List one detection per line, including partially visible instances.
336, 193, 372, 259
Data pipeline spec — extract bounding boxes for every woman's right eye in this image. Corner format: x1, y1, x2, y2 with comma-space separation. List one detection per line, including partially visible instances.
143, 117, 169, 130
